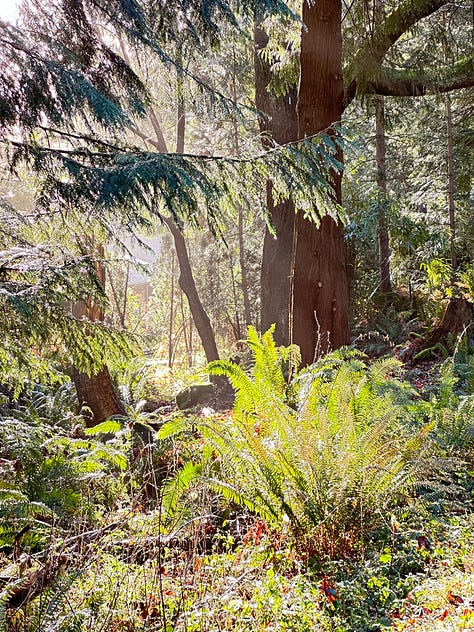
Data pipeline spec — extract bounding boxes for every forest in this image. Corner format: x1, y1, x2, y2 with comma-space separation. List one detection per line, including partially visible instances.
0, 0, 473, 630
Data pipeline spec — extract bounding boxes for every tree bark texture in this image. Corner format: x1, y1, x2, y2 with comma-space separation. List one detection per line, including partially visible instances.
71, 248, 125, 426
413, 298, 473, 360
72, 365, 125, 426
254, 26, 299, 346
293, 0, 349, 363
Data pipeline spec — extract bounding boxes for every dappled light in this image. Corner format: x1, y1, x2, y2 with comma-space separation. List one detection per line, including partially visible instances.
0, 0, 472, 630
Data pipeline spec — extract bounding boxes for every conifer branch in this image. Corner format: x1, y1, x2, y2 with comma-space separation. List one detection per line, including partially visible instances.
343, 0, 463, 106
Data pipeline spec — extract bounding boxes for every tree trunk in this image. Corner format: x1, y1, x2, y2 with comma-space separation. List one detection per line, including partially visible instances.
293, 0, 349, 363
446, 94, 457, 271
376, 94, 392, 292
415, 297, 473, 358
228, 249, 243, 343
237, 205, 252, 327
72, 365, 125, 426
168, 251, 175, 368
230, 49, 252, 329
164, 217, 219, 363
254, 26, 299, 346
121, 37, 219, 364
71, 245, 125, 426
176, 42, 185, 155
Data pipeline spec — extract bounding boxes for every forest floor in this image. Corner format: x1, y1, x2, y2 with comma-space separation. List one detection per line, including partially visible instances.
2, 347, 473, 631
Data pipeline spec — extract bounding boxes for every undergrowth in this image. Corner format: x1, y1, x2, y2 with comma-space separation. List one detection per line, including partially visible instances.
0, 329, 472, 631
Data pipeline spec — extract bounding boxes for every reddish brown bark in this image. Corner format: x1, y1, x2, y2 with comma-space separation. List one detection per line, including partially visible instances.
254, 26, 299, 346
293, 0, 349, 363
446, 95, 457, 271
71, 246, 125, 425
420, 298, 472, 350
72, 365, 125, 426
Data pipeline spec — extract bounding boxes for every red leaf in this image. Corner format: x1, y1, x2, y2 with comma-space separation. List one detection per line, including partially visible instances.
447, 591, 463, 605
320, 576, 337, 604
438, 609, 450, 621
417, 535, 431, 550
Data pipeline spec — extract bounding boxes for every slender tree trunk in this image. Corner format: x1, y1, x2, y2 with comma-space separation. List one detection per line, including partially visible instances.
176, 42, 185, 155
189, 314, 194, 364
123, 34, 220, 364
446, 94, 457, 271
237, 206, 252, 327
293, 0, 349, 364
107, 262, 129, 328
167, 59, 219, 362
180, 289, 193, 366
254, 26, 298, 346
72, 244, 125, 426
168, 252, 175, 368
230, 47, 252, 328
376, 95, 392, 292
164, 217, 219, 362
228, 250, 243, 343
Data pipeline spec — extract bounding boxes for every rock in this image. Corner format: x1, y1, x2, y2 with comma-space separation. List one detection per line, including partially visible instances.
175, 383, 215, 410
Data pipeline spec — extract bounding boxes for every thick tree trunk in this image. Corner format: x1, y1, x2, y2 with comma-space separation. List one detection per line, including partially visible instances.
72, 366, 125, 426
402, 297, 474, 363
71, 247, 125, 426
423, 298, 472, 348
376, 95, 392, 292
254, 26, 299, 346
294, 0, 349, 363
291, 214, 349, 361
260, 192, 297, 345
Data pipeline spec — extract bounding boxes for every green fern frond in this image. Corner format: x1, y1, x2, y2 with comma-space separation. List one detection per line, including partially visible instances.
157, 416, 193, 440
161, 461, 203, 516
203, 477, 271, 520
85, 420, 123, 435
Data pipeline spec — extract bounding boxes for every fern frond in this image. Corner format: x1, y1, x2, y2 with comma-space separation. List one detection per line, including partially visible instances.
157, 416, 193, 440
85, 420, 122, 435
161, 461, 203, 516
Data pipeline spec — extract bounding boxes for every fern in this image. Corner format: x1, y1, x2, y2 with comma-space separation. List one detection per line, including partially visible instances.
0, 383, 130, 545
161, 460, 203, 516
160, 328, 432, 554
85, 420, 122, 435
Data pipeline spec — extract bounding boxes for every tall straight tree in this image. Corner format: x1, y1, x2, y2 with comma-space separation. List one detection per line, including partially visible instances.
254, 26, 298, 346
257, 0, 473, 364
375, 95, 392, 293
374, 0, 391, 293
293, 0, 348, 363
